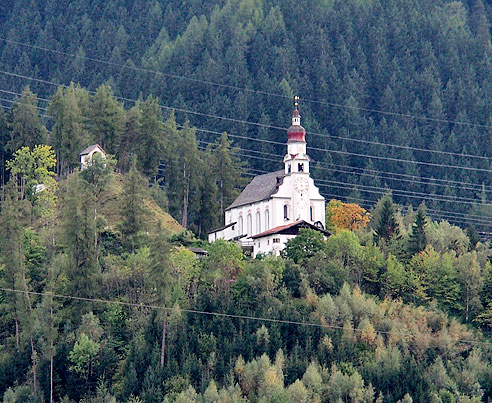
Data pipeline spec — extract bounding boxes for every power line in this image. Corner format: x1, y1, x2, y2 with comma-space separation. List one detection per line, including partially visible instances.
0, 286, 486, 346
196, 139, 492, 226
4, 37, 492, 133
223, 147, 492, 206
0, 97, 50, 112
2, 70, 492, 169
0, 88, 50, 103
2, 79, 492, 208
190, 125, 492, 191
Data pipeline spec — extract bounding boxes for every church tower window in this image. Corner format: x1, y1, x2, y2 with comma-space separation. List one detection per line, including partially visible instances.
298, 163, 304, 172
284, 204, 289, 220
310, 206, 314, 221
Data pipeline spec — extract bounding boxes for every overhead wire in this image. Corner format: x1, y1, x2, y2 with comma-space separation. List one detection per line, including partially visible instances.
0, 286, 487, 346
3, 37, 492, 133
2, 70, 492, 172
189, 125, 492, 191
2, 81, 492, 219
196, 139, 492, 226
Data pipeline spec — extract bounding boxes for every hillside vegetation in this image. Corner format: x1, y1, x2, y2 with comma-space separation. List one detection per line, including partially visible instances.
2, 0, 492, 230
3, 0, 492, 402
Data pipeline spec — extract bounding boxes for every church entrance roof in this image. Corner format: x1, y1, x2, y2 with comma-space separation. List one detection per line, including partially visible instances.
226, 170, 286, 210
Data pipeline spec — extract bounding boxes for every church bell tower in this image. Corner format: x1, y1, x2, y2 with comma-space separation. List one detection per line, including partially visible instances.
283, 97, 311, 221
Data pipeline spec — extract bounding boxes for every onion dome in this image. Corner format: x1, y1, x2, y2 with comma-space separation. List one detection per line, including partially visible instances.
287, 107, 306, 142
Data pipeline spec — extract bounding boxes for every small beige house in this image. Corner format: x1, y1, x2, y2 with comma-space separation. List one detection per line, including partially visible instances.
80, 144, 106, 169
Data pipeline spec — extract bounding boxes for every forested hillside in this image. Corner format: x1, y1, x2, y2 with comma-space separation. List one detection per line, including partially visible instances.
4, 0, 492, 402
2, 0, 492, 234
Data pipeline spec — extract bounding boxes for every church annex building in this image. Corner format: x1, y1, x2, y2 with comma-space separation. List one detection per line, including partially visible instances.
208, 101, 329, 257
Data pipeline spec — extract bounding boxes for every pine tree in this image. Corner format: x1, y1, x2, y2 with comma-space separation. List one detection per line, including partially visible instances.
407, 205, 427, 255
374, 198, 400, 243
49, 83, 90, 175
60, 173, 98, 302
120, 158, 149, 253
7, 86, 46, 153
466, 226, 480, 251
0, 106, 9, 186
137, 95, 164, 178
118, 105, 142, 173
210, 132, 246, 219
89, 85, 125, 154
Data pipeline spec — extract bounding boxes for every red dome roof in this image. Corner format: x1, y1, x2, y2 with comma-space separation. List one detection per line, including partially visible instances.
287, 108, 305, 142
287, 125, 306, 142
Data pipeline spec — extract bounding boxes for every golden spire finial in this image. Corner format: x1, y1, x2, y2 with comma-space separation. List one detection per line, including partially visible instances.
294, 95, 299, 108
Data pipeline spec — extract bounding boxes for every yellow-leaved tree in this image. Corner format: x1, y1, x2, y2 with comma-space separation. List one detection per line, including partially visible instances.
326, 199, 371, 231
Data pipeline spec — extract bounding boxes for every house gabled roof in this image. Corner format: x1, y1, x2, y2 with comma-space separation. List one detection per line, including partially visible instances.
79, 144, 106, 156
207, 221, 237, 235
250, 220, 330, 239
226, 170, 285, 210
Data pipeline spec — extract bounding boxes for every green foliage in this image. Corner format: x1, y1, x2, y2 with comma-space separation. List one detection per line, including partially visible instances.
68, 333, 100, 375
7, 87, 46, 153
120, 160, 149, 253
407, 206, 428, 255
374, 198, 400, 244
282, 228, 326, 263
4, 1, 492, 400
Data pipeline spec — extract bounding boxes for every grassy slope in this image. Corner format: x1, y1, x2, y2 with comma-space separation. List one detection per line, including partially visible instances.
98, 173, 183, 235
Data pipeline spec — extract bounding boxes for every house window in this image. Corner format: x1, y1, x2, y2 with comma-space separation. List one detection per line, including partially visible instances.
298, 163, 304, 172
238, 216, 243, 234
310, 206, 314, 221
256, 211, 261, 233
247, 214, 252, 235
265, 210, 269, 230
284, 204, 289, 220
273, 238, 280, 243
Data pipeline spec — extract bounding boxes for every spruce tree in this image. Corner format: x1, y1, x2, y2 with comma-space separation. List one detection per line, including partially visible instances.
408, 206, 427, 255
89, 85, 125, 154
374, 199, 399, 243
7, 87, 46, 153
120, 158, 149, 253
137, 95, 164, 178
210, 132, 246, 219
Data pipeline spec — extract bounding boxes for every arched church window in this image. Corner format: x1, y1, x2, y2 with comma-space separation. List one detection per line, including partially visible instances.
265, 209, 269, 230
256, 211, 261, 233
284, 204, 289, 220
247, 214, 252, 235
288, 164, 291, 173
238, 216, 243, 234
310, 206, 314, 221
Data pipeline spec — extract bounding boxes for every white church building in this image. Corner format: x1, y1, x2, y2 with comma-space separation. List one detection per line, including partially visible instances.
208, 102, 328, 257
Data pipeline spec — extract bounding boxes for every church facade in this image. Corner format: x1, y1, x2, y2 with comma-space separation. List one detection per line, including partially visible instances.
208, 103, 327, 257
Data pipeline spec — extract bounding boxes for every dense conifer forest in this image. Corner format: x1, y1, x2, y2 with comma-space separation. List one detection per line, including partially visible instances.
3, 0, 492, 401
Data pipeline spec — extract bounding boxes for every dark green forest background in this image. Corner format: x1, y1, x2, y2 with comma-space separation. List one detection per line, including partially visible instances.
2, 0, 492, 233
3, 1, 492, 402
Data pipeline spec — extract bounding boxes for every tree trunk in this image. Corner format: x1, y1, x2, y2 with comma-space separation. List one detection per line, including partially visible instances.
15, 318, 19, 350
50, 297, 54, 403
181, 163, 189, 228
160, 312, 167, 368
30, 335, 38, 395
220, 179, 224, 218
94, 193, 98, 265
